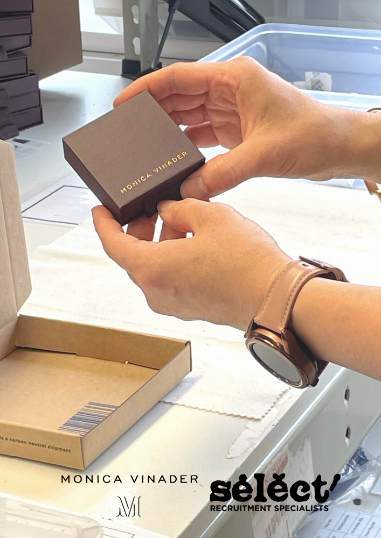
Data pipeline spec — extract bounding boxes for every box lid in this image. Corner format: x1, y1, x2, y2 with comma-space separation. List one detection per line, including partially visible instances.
0, 140, 31, 339
63, 91, 205, 225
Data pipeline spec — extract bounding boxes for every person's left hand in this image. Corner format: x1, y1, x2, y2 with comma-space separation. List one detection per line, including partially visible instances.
92, 199, 291, 330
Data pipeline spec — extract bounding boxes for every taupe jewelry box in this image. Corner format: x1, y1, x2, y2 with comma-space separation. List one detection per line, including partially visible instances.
63, 91, 205, 225
0, 15, 32, 37
0, 52, 28, 81
0, 0, 34, 13
0, 140, 191, 469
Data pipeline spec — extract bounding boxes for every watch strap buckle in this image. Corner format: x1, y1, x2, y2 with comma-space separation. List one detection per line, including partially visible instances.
299, 256, 348, 283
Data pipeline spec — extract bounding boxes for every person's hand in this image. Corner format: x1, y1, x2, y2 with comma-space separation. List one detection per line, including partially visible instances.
114, 58, 367, 200
92, 199, 291, 330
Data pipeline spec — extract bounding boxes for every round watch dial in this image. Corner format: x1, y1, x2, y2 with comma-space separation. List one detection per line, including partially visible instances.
250, 342, 303, 386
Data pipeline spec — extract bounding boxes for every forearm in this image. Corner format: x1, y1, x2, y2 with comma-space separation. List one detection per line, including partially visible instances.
292, 278, 381, 380
281, 109, 381, 378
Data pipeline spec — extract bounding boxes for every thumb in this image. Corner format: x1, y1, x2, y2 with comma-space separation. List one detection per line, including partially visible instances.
157, 198, 211, 233
180, 140, 259, 199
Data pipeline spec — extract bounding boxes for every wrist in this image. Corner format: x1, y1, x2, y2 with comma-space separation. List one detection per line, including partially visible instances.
239, 252, 292, 331
327, 106, 381, 181
291, 276, 345, 365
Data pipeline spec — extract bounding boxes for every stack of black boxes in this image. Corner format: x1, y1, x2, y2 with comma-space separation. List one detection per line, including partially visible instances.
0, 0, 43, 140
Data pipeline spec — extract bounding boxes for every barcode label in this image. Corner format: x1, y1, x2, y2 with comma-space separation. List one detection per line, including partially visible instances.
59, 402, 119, 436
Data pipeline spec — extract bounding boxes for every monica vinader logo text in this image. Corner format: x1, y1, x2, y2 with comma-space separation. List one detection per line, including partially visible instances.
120, 151, 188, 194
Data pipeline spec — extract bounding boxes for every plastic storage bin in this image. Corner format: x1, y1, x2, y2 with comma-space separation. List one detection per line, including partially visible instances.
202, 23, 381, 96
201, 24, 381, 189
250, 0, 381, 31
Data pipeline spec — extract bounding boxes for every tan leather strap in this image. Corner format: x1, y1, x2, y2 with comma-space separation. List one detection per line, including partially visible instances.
364, 180, 381, 202
365, 108, 381, 203
253, 258, 347, 336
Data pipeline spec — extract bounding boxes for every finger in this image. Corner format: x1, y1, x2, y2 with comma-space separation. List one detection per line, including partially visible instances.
180, 140, 259, 199
159, 222, 186, 241
169, 105, 208, 127
157, 198, 211, 233
159, 93, 206, 115
127, 214, 157, 241
114, 62, 220, 106
92, 206, 148, 271
169, 105, 209, 129
185, 123, 219, 148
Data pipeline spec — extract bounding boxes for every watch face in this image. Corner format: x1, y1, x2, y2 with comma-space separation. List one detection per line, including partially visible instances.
250, 342, 303, 386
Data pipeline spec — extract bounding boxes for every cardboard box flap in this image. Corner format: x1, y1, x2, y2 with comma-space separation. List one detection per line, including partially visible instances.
17, 316, 187, 370
0, 141, 31, 335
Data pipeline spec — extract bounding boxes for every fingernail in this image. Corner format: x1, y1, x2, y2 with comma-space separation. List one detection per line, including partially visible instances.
157, 200, 175, 213
180, 175, 209, 200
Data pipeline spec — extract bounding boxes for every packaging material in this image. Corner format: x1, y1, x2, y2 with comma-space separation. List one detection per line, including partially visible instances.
0, 0, 43, 140
0, 52, 28, 80
0, 0, 34, 13
0, 35, 32, 55
26, 0, 82, 80
12, 105, 42, 129
0, 15, 32, 37
63, 91, 205, 225
295, 447, 381, 538
0, 89, 8, 108
0, 114, 19, 139
7, 90, 40, 113
0, 496, 102, 538
0, 73, 41, 139
0, 71, 39, 98
0, 140, 192, 469
330, 447, 381, 505
294, 71, 333, 92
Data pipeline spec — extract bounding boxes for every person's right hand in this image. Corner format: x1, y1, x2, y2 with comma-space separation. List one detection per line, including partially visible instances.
114, 57, 371, 200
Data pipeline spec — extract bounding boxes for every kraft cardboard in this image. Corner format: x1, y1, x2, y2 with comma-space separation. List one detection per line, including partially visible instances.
63, 91, 205, 225
26, 0, 82, 80
0, 316, 191, 469
0, 140, 191, 469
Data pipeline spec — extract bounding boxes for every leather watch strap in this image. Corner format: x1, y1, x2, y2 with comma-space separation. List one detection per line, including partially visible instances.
364, 108, 381, 203
253, 258, 347, 336
364, 179, 381, 202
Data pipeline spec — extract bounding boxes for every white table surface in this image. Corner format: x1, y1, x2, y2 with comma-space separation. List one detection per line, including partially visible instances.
2, 71, 381, 538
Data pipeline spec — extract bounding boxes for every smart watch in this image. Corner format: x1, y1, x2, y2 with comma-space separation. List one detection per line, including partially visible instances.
245, 257, 348, 388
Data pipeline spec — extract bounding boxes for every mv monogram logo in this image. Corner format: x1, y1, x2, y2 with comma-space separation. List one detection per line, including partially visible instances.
116, 496, 142, 517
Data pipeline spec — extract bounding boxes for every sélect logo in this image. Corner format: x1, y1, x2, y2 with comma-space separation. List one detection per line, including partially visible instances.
210, 473, 341, 511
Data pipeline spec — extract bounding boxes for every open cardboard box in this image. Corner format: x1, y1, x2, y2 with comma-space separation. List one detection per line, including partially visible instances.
0, 141, 191, 469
